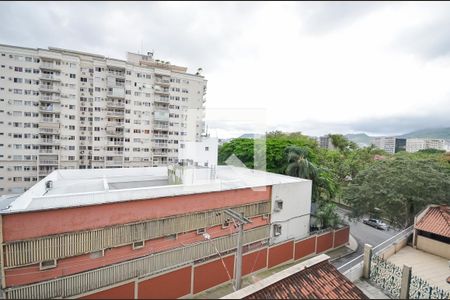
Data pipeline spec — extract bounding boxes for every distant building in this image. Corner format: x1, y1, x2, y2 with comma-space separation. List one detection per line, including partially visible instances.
406, 138, 446, 153
318, 135, 335, 150
370, 137, 406, 154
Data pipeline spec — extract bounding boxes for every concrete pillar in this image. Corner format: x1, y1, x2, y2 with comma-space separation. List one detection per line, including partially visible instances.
400, 265, 412, 299
363, 244, 373, 279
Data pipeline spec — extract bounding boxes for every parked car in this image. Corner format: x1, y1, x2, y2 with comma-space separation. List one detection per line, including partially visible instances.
363, 218, 388, 230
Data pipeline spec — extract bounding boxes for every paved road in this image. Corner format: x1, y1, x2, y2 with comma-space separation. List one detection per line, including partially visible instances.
331, 207, 401, 268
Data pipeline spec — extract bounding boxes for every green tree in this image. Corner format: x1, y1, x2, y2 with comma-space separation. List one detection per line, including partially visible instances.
285, 145, 337, 202
343, 156, 450, 227
316, 202, 341, 229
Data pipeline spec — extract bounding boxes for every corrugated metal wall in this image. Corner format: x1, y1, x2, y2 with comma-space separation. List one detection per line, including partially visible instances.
4, 225, 270, 299
3, 201, 270, 268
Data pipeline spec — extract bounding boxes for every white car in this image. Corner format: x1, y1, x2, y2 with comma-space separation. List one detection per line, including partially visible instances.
363, 218, 388, 230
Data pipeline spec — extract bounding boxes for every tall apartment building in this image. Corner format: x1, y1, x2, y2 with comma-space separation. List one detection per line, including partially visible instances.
0, 44, 207, 195
318, 135, 335, 150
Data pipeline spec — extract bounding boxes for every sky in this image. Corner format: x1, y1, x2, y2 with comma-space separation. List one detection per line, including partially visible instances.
1, 1, 450, 138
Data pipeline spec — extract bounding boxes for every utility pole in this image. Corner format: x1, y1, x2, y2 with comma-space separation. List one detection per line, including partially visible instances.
224, 209, 251, 291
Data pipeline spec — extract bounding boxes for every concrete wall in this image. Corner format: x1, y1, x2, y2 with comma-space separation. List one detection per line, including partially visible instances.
138, 266, 192, 299
417, 235, 450, 259
80, 282, 135, 299
269, 181, 311, 245
267, 240, 294, 268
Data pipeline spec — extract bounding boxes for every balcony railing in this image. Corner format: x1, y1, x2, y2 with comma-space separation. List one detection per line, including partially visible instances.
106, 111, 125, 117
106, 122, 124, 127
154, 88, 170, 95
40, 139, 60, 145
40, 117, 59, 124
153, 122, 169, 129
39, 128, 60, 134
39, 149, 57, 154
153, 142, 168, 148
39, 85, 61, 93
39, 106, 60, 113
40, 62, 60, 70
40, 95, 60, 103
154, 96, 169, 103
41, 74, 60, 81
106, 101, 125, 108
107, 71, 125, 78
39, 159, 59, 165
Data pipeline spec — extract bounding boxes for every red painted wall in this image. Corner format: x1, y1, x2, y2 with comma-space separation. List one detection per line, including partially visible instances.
5, 218, 267, 287
79, 282, 134, 299
138, 266, 192, 299
193, 255, 235, 294
267, 241, 293, 269
294, 236, 316, 260
3, 187, 271, 241
242, 248, 267, 276
316, 231, 333, 253
333, 227, 349, 248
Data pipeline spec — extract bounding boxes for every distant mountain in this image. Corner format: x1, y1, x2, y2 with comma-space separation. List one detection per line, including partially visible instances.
238, 133, 264, 139
345, 133, 371, 146
398, 127, 450, 139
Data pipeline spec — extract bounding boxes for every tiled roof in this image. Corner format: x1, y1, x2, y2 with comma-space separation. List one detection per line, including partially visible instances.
244, 261, 367, 299
415, 205, 450, 238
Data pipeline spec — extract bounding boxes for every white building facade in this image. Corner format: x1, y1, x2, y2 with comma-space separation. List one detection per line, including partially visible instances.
406, 138, 446, 153
0, 44, 207, 195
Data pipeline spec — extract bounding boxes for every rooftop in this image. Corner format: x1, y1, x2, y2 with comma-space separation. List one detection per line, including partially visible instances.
415, 205, 450, 238
1, 166, 307, 214
222, 254, 367, 299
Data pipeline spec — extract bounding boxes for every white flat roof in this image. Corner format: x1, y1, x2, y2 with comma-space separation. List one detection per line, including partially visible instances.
1, 166, 308, 214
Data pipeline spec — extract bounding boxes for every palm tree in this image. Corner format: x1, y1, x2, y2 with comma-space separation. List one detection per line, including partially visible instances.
316, 202, 340, 229
285, 146, 337, 202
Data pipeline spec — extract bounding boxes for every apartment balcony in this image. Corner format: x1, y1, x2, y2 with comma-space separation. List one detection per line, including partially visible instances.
153, 104, 169, 110
154, 110, 169, 122
106, 150, 124, 156
41, 73, 61, 81
39, 127, 60, 135
153, 133, 169, 139
107, 80, 125, 88
105, 159, 123, 166
154, 96, 169, 103
106, 121, 124, 128
107, 140, 124, 146
39, 105, 60, 113
39, 148, 58, 154
107, 87, 125, 98
39, 159, 59, 166
153, 142, 168, 149
40, 62, 61, 71
40, 138, 60, 145
106, 128, 124, 136
39, 85, 61, 93
39, 118, 60, 128
153, 122, 169, 130
107, 71, 125, 79
106, 110, 125, 118
40, 94, 60, 103
106, 101, 125, 108
154, 78, 171, 87
154, 88, 170, 95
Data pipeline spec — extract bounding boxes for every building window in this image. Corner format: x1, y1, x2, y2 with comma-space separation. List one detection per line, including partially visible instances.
132, 240, 145, 250
166, 233, 177, 240
89, 250, 104, 259
222, 218, 231, 229
205, 146, 209, 151
196, 228, 206, 235
273, 224, 282, 237
40, 259, 57, 270
274, 200, 283, 212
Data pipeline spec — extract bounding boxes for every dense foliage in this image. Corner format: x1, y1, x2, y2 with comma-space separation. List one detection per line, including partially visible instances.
218, 131, 450, 228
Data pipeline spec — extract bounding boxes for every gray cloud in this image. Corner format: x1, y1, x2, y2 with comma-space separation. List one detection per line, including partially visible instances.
296, 1, 386, 35
0, 2, 257, 73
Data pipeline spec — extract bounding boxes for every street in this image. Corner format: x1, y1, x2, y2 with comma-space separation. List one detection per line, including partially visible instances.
331, 207, 401, 269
